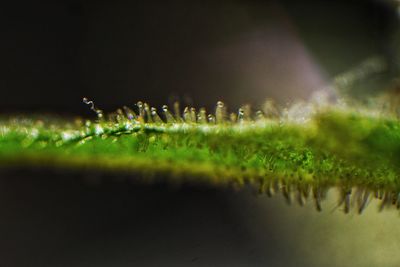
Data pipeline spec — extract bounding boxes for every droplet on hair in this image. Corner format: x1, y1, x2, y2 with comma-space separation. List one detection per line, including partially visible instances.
215, 101, 227, 124
207, 114, 216, 124
151, 107, 163, 123
116, 108, 125, 123
143, 103, 151, 123
255, 110, 265, 121
162, 105, 176, 123
242, 104, 251, 121
190, 108, 197, 123
183, 107, 191, 123
197, 108, 207, 124
123, 106, 137, 121
136, 101, 145, 123
107, 112, 118, 123
238, 108, 245, 123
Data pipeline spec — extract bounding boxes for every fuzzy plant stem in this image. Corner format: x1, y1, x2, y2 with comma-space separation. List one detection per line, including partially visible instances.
1, 99, 400, 213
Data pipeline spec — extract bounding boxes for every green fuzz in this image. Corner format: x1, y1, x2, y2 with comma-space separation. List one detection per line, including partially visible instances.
1, 101, 400, 213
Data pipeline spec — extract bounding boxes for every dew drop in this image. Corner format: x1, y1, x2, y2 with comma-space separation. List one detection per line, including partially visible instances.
162, 105, 176, 123
238, 108, 245, 123
215, 101, 226, 124
242, 104, 251, 121
107, 112, 118, 123
207, 114, 216, 124
151, 107, 163, 123
197, 108, 207, 124
190, 108, 197, 123
123, 106, 137, 121
144, 103, 151, 123
136, 101, 145, 123
255, 110, 265, 121
116, 108, 125, 123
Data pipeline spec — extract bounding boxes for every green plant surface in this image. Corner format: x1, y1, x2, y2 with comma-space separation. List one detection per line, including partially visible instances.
1, 102, 400, 213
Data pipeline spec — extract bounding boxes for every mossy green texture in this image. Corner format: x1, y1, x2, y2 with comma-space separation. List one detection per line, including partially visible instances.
1, 107, 400, 211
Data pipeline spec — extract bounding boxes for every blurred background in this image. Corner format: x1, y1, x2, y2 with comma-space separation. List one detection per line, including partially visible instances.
0, 0, 399, 114
1, 0, 400, 266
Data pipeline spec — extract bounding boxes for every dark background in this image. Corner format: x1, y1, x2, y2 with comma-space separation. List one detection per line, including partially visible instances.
1, 1, 399, 267
0, 0, 398, 115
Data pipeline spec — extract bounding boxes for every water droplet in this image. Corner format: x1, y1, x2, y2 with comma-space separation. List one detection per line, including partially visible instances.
197, 108, 207, 124
162, 105, 176, 123
190, 108, 197, 123
207, 114, 215, 124
136, 101, 145, 123
255, 110, 265, 121
183, 107, 191, 123
215, 101, 226, 124
123, 106, 137, 121
144, 103, 151, 123
107, 112, 118, 123
242, 104, 251, 121
238, 108, 244, 123
151, 107, 163, 123
116, 108, 125, 123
